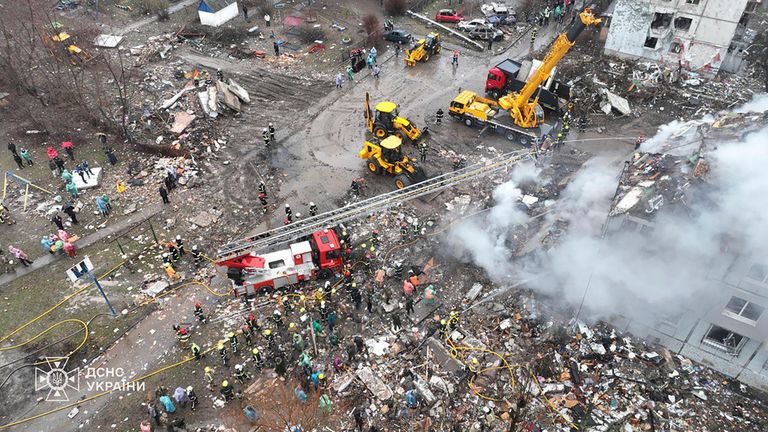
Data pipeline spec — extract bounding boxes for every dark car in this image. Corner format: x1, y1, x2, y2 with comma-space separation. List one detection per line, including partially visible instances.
383, 29, 413, 44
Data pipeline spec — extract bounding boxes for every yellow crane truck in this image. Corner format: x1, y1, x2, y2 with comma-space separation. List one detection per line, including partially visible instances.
448, 7, 601, 146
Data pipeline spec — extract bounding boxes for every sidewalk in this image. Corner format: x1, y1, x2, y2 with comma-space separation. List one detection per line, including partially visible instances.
0, 204, 163, 286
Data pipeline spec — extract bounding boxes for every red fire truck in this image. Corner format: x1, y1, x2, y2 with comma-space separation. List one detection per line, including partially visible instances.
217, 229, 344, 297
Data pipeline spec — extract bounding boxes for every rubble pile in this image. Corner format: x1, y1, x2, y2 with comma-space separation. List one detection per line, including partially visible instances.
557, 45, 759, 120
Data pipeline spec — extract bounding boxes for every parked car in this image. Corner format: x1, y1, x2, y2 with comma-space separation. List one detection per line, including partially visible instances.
383, 29, 413, 44
457, 18, 489, 32
468, 26, 504, 42
435, 9, 463, 23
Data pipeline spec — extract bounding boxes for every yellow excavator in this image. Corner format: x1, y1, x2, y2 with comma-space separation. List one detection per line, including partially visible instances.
364, 92, 427, 144
448, 7, 601, 145
358, 136, 427, 189
404, 32, 441, 67
51, 32, 94, 65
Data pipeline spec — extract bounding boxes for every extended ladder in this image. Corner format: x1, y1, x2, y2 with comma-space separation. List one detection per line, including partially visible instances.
216, 149, 535, 261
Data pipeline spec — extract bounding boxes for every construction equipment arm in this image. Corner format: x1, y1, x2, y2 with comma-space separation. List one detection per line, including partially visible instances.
499, 8, 601, 121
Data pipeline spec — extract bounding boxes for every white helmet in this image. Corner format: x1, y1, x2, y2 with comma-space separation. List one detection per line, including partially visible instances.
269, 122, 273, 127
186, 386, 193, 392
309, 202, 315, 206
176, 235, 181, 240
235, 364, 243, 370
163, 252, 169, 257
263, 128, 268, 132
192, 245, 198, 251
296, 213, 301, 218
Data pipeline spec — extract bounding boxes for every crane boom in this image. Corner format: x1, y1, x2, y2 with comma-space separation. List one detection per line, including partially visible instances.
216, 149, 535, 262
498, 7, 602, 128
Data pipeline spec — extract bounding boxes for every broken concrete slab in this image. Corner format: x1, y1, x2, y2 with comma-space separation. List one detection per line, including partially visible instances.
171, 112, 196, 134
423, 337, 465, 378
604, 90, 632, 115
216, 80, 241, 112
72, 167, 103, 190
409, 298, 441, 325
143, 280, 170, 297
93, 34, 124, 48
356, 366, 393, 401
465, 283, 483, 302
188, 209, 221, 228
413, 377, 437, 405
226, 78, 250, 104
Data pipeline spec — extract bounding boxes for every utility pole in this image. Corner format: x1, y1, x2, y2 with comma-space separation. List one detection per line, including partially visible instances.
66, 256, 116, 316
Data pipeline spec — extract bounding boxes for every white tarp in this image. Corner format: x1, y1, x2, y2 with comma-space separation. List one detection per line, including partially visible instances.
198, 1, 239, 27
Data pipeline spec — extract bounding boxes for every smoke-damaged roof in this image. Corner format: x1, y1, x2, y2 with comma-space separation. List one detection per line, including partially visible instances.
608, 109, 768, 224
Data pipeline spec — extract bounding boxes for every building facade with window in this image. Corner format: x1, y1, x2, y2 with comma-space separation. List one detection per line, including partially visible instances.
602, 143, 768, 390
603, 0, 759, 76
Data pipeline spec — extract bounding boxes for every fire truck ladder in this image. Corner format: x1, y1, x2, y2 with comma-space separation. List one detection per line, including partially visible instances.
216, 149, 535, 262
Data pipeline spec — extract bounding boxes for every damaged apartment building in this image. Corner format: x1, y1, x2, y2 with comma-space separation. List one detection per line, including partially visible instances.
603, 0, 762, 75
601, 112, 768, 391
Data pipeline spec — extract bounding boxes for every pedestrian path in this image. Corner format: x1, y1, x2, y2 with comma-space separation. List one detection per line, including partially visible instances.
113, 0, 198, 35
0, 204, 163, 286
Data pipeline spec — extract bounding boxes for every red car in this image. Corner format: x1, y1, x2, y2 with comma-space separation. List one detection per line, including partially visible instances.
435, 9, 463, 23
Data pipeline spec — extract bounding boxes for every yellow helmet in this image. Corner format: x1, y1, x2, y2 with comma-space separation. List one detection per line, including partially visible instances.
222, 380, 229, 387
289, 322, 296, 329
319, 373, 325, 379
265, 329, 272, 336
361, 243, 367, 248
300, 307, 307, 313
299, 295, 306, 301
252, 347, 259, 354
440, 319, 446, 325
204, 367, 212, 373
370, 246, 375, 252
227, 332, 235, 338
352, 282, 357, 287
217, 343, 224, 350
331, 288, 337, 295
471, 358, 479, 364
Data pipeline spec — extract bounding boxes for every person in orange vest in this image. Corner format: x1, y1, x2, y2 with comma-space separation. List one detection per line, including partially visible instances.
408, 270, 420, 287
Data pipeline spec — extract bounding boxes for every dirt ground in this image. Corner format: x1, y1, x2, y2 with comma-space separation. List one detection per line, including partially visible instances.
0, 0, 724, 430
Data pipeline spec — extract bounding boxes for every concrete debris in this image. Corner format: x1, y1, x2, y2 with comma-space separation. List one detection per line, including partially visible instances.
170, 112, 196, 134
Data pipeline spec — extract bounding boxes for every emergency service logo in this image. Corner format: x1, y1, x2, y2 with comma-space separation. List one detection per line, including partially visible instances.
35, 357, 79, 402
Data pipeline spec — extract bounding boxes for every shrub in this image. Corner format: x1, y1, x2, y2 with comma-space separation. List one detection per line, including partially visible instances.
384, 0, 407, 16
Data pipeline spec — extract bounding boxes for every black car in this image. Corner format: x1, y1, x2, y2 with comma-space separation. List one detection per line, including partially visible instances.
383, 29, 413, 44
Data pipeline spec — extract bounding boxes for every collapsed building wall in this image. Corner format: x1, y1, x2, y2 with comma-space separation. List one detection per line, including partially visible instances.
604, 0, 750, 77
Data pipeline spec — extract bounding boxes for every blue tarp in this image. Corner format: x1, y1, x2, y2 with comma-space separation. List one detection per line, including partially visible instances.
198, 0, 214, 13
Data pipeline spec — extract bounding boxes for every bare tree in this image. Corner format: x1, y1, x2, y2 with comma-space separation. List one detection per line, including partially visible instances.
0, 0, 137, 143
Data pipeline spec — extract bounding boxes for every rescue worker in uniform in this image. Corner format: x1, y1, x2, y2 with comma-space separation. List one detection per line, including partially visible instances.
268, 123, 276, 142
168, 242, 180, 263
175, 235, 185, 255
204, 366, 214, 390
242, 325, 253, 346
258, 180, 267, 197
177, 328, 190, 347
264, 329, 275, 350
234, 364, 249, 384
186, 386, 198, 411
262, 128, 270, 146
309, 202, 318, 217
259, 193, 268, 213
218, 342, 229, 367
272, 310, 283, 328
194, 302, 207, 323
435, 108, 444, 125
191, 245, 203, 268
246, 314, 258, 331
228, 332, 239, 355
251, 347, 264, 370
191, 342, 201, 360
285, 204, 292, 221
162, 252, 171, 266
530, 25, 538, 49
220, 380, 235, 402
419, 141, 428, 162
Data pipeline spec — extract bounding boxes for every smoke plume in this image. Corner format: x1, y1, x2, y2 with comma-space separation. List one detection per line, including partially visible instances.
449, 94, 768, 322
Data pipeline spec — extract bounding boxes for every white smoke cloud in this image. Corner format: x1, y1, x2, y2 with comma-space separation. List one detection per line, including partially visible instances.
734, 93, 768, 114
449, 94, 768, 322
